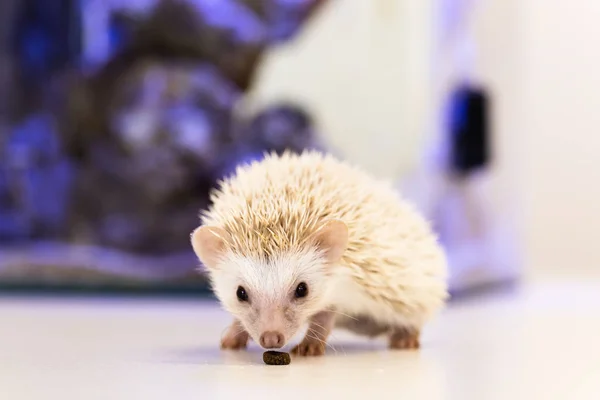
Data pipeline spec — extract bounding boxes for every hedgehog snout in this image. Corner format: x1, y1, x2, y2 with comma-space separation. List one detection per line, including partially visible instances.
249, 305, 300, 348
259, 331, 284, 349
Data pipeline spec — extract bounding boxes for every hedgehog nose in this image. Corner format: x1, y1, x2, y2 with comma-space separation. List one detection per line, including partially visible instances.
260, 331, 284, 349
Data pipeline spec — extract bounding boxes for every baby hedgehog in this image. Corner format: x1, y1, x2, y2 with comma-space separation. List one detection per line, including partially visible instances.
191, 151, 448, 356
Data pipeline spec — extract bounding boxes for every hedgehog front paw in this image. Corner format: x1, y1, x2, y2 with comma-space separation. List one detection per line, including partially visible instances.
221, 334, 248, 350
292, 338, 326, 356
220, 320, 249, 350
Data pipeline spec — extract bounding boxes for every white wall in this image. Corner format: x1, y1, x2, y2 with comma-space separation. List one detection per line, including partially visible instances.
521, 0, 600, 278
472, 0, 600, 280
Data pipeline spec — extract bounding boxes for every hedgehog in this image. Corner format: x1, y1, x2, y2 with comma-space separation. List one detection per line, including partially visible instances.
191, 151, 448, 356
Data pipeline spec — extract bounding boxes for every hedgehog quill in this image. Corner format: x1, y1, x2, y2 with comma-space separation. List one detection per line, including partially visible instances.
191, 151, 448, 356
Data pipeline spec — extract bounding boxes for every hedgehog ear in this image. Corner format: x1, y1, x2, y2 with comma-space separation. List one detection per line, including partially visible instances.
191, 226, 229, 271
311, 220, 349, 264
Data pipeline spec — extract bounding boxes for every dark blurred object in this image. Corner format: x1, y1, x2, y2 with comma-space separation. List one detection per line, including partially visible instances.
241, 0, 329, 42
243, 103, 320, 154
0, 0, 328, 291
62, 0, 324, 254
0, 0, 19, 123
108, 11, 142, 54
448, 85, 491, 176
216, 102, 322, 179
9, 0, 81, 123
66, 62, 238, 253
0, 114, 72, 241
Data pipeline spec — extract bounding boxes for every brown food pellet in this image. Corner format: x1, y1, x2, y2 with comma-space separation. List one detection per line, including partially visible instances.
263, 351, 291, 365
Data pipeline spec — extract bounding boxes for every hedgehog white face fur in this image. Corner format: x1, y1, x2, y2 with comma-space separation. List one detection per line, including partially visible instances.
191, 220, 348, 349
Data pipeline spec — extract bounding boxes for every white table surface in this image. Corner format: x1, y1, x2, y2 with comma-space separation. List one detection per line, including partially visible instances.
1, 282, 599, 400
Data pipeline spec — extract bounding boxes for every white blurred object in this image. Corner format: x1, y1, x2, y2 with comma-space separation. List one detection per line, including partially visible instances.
248, 0, 433, 179
402, 0, 520, 293
250, 0, 519, 293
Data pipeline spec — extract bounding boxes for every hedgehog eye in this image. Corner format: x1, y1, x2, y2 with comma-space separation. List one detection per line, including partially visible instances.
236, 286, 249, 302
294, 282, 308, 299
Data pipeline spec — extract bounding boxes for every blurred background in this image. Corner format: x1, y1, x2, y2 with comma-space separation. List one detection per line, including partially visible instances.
0, 0, 597, 298
4, 2, 600, 398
